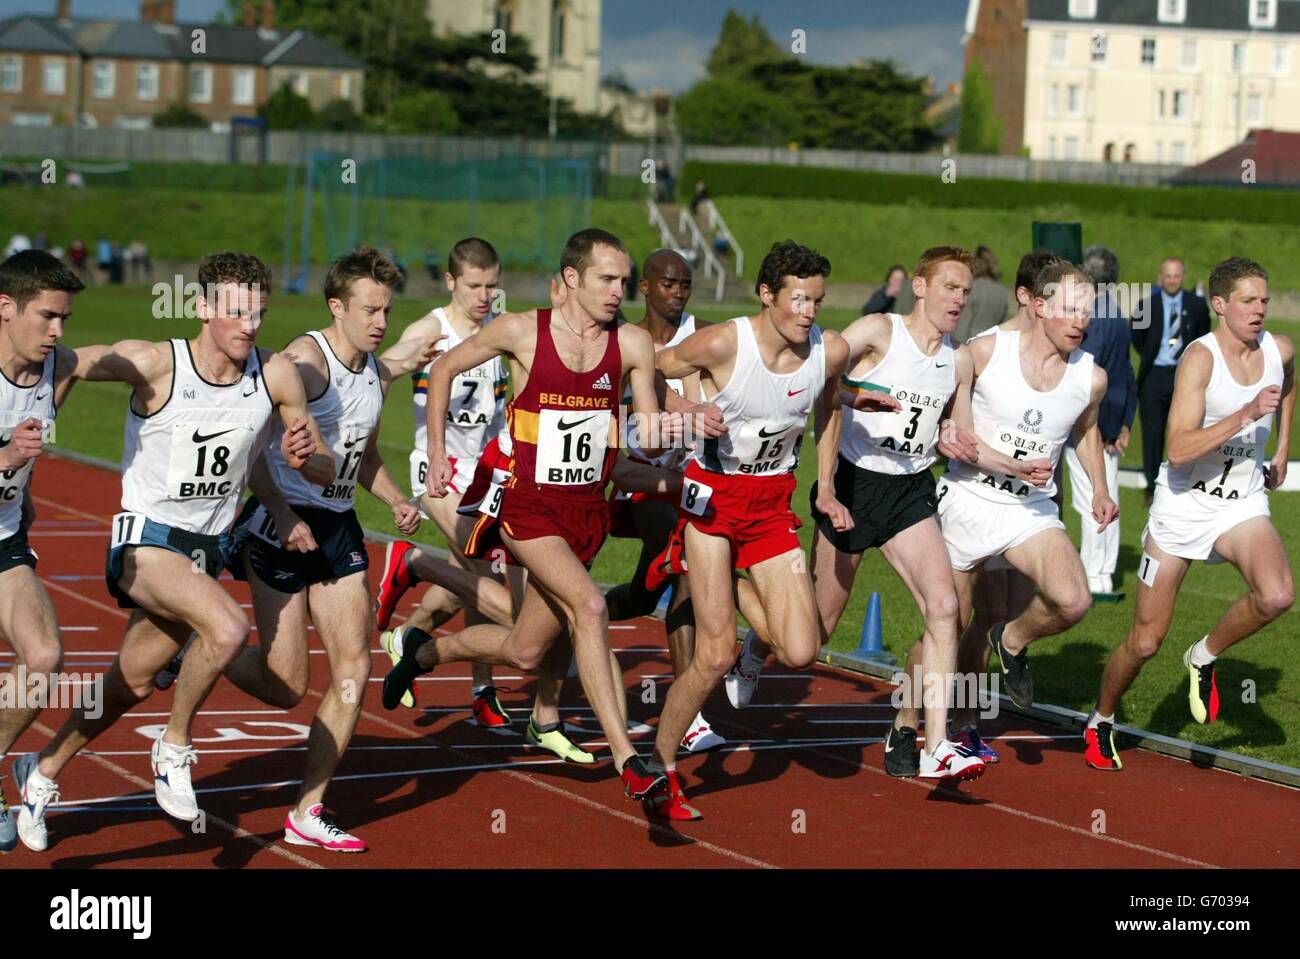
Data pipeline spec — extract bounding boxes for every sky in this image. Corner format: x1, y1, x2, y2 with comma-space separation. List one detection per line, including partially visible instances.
2, 0, 972, 91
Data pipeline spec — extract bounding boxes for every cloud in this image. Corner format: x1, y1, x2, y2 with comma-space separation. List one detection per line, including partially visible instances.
603, 21, 964, 95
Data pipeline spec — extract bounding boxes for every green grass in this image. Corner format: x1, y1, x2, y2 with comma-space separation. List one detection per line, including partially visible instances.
49, 288, 1300, 767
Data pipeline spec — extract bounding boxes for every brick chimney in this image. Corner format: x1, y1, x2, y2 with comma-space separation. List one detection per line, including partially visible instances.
261, 0, 275, 30
139, 0, 157, 22
157, 0, 175, 24
56, 0, 72, 21
242, 2, 256, 29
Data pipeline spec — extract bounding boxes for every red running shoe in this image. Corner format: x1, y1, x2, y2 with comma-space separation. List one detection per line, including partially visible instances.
375, 540, 417, 630
471, 686, 512, 729
620, 755, 667, 800
1083, 721, 1123, 771
645, 769, 702, 821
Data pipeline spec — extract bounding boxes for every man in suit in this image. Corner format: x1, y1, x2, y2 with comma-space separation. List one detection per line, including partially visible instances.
1133, 257, 1211, 502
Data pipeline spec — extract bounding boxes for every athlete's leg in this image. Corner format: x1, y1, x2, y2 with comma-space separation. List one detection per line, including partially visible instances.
747, 547, 820, 669
0, 567, 62, 756
296, 571, 372, 816
1201, 517, 1294, 655
946, 566, 982, 730
605, 498, 675, 620
1095, 536, 1191, 717
1001, 528, 1093, 654
223, 552, 312, 709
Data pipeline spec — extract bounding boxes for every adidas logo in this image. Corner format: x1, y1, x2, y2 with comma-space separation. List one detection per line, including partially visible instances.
592, 372, 611, 391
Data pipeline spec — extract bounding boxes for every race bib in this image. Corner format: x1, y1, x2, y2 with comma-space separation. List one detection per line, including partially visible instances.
246, 502, 282, 547
320, 427, 368, 504
535, 408, 611, 485
109, 510, 146, 549
1188, 436, 1261, 502
979, 424, 1057, 498
871, 386, 947, 458
680, 477, 715, 517
165, 422, 255, 501
728, 420, 803, 476
478, 481, 504, 517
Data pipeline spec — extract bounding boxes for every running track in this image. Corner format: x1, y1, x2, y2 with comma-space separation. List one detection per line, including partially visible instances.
5, 455, 1298, 869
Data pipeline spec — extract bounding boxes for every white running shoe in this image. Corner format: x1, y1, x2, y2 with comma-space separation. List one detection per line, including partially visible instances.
284, 804, 367, 852
13, 753, 60, 852
919, 740, 986, 781
680, 713, 726, 753
724, 653, 763, 709
151, 735, 200, 821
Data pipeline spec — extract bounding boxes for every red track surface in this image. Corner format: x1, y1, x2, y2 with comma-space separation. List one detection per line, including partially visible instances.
5, 454, 1298, 869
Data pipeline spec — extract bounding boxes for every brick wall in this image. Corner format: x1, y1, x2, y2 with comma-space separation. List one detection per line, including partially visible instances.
966, 0, 1029, 155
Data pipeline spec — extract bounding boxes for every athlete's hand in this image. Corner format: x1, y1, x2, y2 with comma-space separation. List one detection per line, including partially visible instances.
425, 452, 453, 499
277, 510, 318, 554
1244, 385, 1282, 422
843, 389, 902, 413
1012, 457, 1055, 487
1106, 424, 1131, 456
416, 333, 447, 369
392, 501, 421, 535
937, 419, 979, 465
1266, 452, 1289, 490
814, 489, 854, 532
684, 402, 726, 439
1092, 490, 1119, 533
281, 417, 316, 470
0, 417, 44, 471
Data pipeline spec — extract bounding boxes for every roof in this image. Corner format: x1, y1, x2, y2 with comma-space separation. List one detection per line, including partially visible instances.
0, 15, 363, 68
1027, 0, 1300, 34
1172, 128, 1300, 186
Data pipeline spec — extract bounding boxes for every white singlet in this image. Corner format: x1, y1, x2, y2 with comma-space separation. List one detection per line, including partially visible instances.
841, 313, 956, 476
692, 316, 825, 477
121, 339, 272, 536
0, 351, 57, 538
625, 313, 696, 471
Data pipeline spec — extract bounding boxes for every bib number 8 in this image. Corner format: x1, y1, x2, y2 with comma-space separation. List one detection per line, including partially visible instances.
681, 478, 714, 516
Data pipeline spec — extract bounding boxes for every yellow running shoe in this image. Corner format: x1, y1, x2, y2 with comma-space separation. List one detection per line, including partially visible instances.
525, 717, 595, 764
381, 629, 416, 709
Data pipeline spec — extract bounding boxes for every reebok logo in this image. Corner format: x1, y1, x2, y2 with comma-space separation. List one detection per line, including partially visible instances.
592, 372, 611, 391
49, 889, 152, 939
192, 428, 235, 444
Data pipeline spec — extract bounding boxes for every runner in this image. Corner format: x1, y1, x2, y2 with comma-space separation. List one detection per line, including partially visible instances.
11, 252, 331, 852
0, 251, 84, 850
382, 228, 682, 801
939, 260, 1117, 748
1085, 257, 1294, 770
219, 246, 435, 851
641, 240, 857, 818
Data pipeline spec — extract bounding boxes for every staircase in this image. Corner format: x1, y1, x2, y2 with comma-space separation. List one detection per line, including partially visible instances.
646, 197, 748, 304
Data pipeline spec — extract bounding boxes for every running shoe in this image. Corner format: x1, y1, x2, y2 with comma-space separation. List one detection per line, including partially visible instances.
883, 725, 920, 777
382, 628, 431, 711
13, 753, 58, 852
724, 636, 763, 709
525, 717, 595, 764
680, 712, 725, 753
989, 621, 1033, 709
380, 629, 416, 709
284, 804, 367, 853
645, 769, 702, 821
918, 740, 986, 781
151, 735, 200, 822
0, 776, 15, 852
1183, 643, 1219, 724
619, 755, 667, 800
153, 648, 185, 691
951, 724, 999, 764
375, 540, 418, 630
472, 685, 511, 729
1083, 720, 1123, 771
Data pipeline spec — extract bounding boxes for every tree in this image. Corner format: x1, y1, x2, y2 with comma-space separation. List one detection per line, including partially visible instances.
383, 90, 459, 135
153, 102, 208, 128
674, 79, 800, 147
315, 98, 363, 131
706, 8, 787, 79
259, 84, 315, 130
958, 56, 1003, 154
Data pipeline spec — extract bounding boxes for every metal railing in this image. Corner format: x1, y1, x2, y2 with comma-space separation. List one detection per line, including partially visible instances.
677, 207, 726, 302
645, 197, 675, 249
700, 198, 743, 278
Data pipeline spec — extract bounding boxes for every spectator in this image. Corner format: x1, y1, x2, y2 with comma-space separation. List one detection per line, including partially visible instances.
96, 235, 112, 283
713, 231, 730, 257
127, 240, 150, 280
1066, 244, 1137, 595
690, 180, 709, 216
108, 242, 124, 285
1132, 256, 1211, 503
955, 245, 1015, 341
861, 263, 907, 315
4, 232, 31, 258
68, 238, 88, 282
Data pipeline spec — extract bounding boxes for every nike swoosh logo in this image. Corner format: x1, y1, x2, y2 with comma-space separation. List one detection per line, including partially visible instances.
558, 415, 596, 430
787, 388, 807, 397
343, 435, 368, 449
935, 364, 948, 368
758, 425, 787, 437
36, 390, 50, 400
192, 428, 236, 444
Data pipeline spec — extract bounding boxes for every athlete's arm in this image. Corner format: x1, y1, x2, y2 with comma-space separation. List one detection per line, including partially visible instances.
938, 344, 979, 464
656, 323, 733, 441
1267, 335, 1294, 490
426, 311, 531, 498
838, 313, 902, 412
52, 343, 80, 407
611, 454, 684, 498
1165, 343, 1280, 468
262, 350, 334, 486
948, 337, 1051, 484
245, 451, 317, 553
1072, 366, 1118, 531
814, 331, 853, 531
359, 422, 420, 534
377, 313, 446, 383
71, 339, 169, 387
623, 323, 679, 460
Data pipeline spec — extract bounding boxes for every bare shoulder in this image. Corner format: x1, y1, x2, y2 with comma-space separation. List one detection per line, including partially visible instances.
688, 318, 737, 355
966, 331, 996, 364
53, 343, 78, 379
399, 311, 444, 342
618, 319, 654, 349
1090, 361, 1109, 396
821, 328, 850, 366
281, 332, 327, 371
1272, 333, 1294, 364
